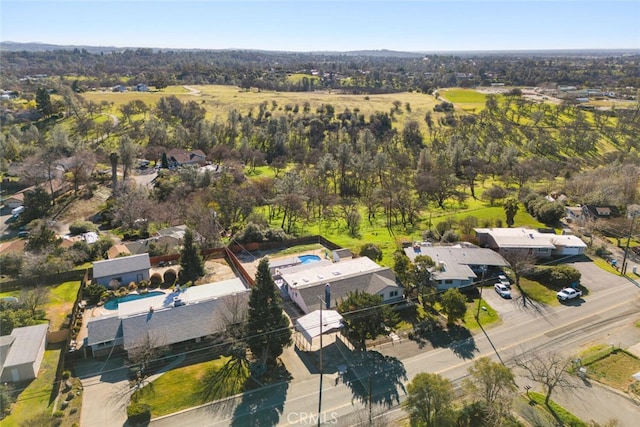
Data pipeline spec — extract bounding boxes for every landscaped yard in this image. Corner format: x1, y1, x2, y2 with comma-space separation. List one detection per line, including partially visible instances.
518, 277, 560, 306
463, 297, 500, 330
44, 280, 81, 330
579, 347, 640, 393
131, 356, 250, 417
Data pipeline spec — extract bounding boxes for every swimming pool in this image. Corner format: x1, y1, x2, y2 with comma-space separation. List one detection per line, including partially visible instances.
104, 291, 165, 310
298, 254, 321, 264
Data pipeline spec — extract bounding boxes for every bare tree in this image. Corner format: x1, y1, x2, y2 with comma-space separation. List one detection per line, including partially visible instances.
19, 287, 49, 317
67, 149, 97, 194
514, 350, 575, 406
501, 249, 537, 307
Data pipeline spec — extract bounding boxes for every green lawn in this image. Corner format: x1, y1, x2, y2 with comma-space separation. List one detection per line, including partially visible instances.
463, 297, 500, 330
582, 349, 640, 392
518, 278, 560, 306
526, 392, 587, 427
132, 356, 250, 417
44, 280, 81, 330
2, 347, 62, 427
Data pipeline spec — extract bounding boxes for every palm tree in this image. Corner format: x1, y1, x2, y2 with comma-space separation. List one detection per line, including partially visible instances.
504, 198, 519, 227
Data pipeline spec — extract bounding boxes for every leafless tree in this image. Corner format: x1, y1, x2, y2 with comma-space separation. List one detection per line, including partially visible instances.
501, 249, 537, 307
66, 149, 97, 194
19, 286, 49, 317
514, 349, 575, 406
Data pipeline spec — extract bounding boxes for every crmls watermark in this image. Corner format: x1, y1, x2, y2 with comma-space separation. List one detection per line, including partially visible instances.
286, 411, 339, 425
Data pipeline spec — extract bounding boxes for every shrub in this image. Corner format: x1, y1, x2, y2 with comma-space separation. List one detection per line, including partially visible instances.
128, 282, 138, 291
69, 220, 96, 235
359, 243, 382, 262
138, 279, 149, 289
0, 252, 23, 278
127, 402, 151, 426
84, 282, 106, 305
163, 269, 177, 286
53, 410, 65, 418
149, 273, 163, 287
61, 370, 71, 380
441, 230, 460, 243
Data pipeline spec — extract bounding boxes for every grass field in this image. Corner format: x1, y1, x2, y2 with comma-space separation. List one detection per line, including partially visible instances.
439, 88, 488, 112
80, 84, 442, 133
132, 356, 249, 417
581, 349, 640, 392
463, 297, 500, 330
525, 392, 587, 427
44, 280, 81, 330
518, 278, 560, 306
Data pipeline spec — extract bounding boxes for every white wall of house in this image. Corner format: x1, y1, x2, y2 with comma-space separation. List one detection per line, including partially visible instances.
375, 286, 403, 301
434, 278, 474, 291
552, 245, 586, 256
288, 288, 310, 314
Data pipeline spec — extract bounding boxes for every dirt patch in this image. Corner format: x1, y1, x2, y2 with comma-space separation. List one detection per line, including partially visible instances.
201, 259, 236, 282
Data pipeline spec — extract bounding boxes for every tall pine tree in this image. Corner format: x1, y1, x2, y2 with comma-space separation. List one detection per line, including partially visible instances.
246, 258, 291, 371
179, 228, 205, 285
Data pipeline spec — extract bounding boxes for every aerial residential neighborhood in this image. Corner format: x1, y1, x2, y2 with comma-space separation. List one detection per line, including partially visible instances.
1, 1, 640, 426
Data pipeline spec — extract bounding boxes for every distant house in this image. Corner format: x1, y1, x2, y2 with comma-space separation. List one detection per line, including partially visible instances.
565, 206, 585, 223
278, 257, 402, 314
136, 83, 149, 92
3, 195, 24, 209
86, 279, 249, 356
92, 253, 151, 287
0, 323, 48, 383
166, 149, 208, 168
107, 244, 131, 259
403, 243, 510, 290
474, 227, 586, 258
582, 205, 621, 221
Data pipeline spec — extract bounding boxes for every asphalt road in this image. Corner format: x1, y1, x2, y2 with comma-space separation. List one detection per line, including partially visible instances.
148, 260, 640, 427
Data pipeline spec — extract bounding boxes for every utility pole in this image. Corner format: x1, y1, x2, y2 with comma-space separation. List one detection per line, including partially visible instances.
317, 295, 323, 427
622, 215, 638, 275
475, 269, 486, 320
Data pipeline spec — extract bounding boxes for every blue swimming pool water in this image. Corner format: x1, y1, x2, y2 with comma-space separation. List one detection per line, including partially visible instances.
104, 291, 165, 310
298, 254, 321, 264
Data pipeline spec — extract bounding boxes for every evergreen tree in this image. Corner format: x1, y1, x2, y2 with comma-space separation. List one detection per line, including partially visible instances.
337, 290, 399, 349
35, 88, 53, 117
179, 228, 205, 285
246, 258, 291, 371
504, 198, 520, 228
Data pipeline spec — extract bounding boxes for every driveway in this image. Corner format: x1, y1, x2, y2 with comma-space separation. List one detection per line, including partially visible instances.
76, 356, 129, 427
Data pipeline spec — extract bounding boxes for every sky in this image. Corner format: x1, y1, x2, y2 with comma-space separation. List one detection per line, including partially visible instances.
1, 1, 639, 52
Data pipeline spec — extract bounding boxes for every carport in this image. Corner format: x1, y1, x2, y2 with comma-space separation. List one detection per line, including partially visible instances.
294, 309, 343, 351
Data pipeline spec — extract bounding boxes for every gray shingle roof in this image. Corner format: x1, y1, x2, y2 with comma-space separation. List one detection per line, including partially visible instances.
1, 323, 48, 368
297, 269, 400, 310
86, 315, 123, 346
93, 253, 150, 279
121, 293, 249, 350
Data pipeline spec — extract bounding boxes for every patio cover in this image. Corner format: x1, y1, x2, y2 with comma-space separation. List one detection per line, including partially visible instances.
295, 310, 343, 345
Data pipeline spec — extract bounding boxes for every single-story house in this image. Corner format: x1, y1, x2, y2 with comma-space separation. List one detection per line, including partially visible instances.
86, 279, 249, 356
582, 205, 620, 220
3, 195, 24, 209
167, 149, 208, 168
565, 206, 585, 223
107, 244, 131, 259
474, 227, 586, 258
404, 244, 510, 290
548, 235, 588, 256
92, 253, 151, 287
0, 323, 49, 382
278, 257, 403, 314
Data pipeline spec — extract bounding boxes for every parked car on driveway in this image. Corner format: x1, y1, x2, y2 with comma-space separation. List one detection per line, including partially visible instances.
494, 283, 511, 298
557, 287, 582, 301
498, 274, 511, 287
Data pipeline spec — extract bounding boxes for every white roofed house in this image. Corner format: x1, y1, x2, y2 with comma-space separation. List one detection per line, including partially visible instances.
474, 227, 586, 259
279, 257, 403, 314
92, 253, 151, 287
404, 243, 510, 291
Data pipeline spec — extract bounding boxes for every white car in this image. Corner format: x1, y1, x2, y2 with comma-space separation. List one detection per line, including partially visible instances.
494, 283, 511, 298
498, 274, 511, 287
556, 287, 582, 301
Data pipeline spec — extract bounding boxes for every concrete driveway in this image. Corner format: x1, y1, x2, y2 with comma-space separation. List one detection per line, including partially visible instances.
76, 356, 130, 427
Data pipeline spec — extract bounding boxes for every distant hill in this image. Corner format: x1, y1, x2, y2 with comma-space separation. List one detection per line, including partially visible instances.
1, 41, 637, 58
